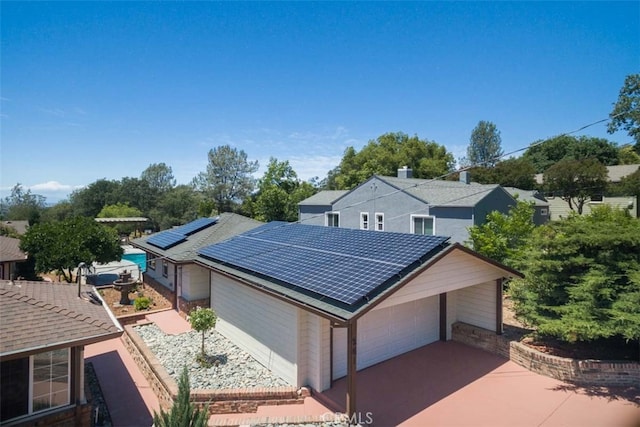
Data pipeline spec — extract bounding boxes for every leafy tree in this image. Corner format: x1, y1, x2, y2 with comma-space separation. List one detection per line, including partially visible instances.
331, 132, 454, 189
510, 206, 640, 343
153, 366, 208, 427
608, 73, 640, 153
141, 162, 176, 193
41, 201, 74, 223
523, 135, 620, 173
618, 145, 640, 165
620, 168, 640, 217
543, 158, 608, 214
253, 158, 317, 222
20, 217, 123, 282
149, 185, 201, 230
464, 120, 503, 167
97, 202, 143, 219
466, 200, 535, 266
192, 145, 259, 213
189, 307, 217, 357
0, 224, 21, 238
69, 179, 121, 218
0, 184, 46, 224
465, 157, 536, 189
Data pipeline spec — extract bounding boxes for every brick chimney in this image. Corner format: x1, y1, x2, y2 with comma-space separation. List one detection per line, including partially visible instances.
397, 166, 413, 179
459, 171, 471, 184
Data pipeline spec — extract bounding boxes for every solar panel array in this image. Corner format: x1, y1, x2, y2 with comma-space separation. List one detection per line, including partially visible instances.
147, 217, 218, 250
198, 222, 449, 306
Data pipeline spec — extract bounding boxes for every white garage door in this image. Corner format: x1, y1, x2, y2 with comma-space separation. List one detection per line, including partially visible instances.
333, 295, 439, 379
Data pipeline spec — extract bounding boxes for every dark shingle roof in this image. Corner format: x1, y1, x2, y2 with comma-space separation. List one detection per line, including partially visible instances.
131, 213, 263, 262
0, 280, 122, 357
0, 236, 27, 263
378, 176, 507, 207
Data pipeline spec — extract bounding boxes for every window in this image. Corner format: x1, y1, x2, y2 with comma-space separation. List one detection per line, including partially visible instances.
326, 212, 339, 227
540, 208, 548, 216
412, 215, 435, 235
0, 349, 70, 423
162, 260, 169, 277
147, 253, 156, 270
590, 195, 604, 203
375, 213, 384, 231
360, 213, 369, 230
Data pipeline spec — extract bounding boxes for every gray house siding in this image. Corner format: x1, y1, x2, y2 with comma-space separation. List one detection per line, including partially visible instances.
473, 188, 515, 226
429, 207, 473, 243
332, 177, 429, 233
299, 205, 331, 226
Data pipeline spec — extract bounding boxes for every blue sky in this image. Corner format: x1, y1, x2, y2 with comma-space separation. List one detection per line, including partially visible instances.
1, 2, 638, 203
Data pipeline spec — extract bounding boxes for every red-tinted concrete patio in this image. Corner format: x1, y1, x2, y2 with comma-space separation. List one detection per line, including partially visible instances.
86, 310, 639, 427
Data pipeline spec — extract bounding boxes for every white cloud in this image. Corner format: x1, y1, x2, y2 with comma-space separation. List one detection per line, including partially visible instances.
288, 155, 342, 181
29, 181, 83, 192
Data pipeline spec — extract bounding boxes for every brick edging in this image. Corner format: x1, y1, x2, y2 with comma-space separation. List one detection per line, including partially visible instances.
451, 322, 639, 387
122, 325, 307, 414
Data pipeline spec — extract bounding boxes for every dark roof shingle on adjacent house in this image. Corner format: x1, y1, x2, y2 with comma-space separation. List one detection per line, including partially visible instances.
0, 236, 27, 263
0, 280, 122, 358
131, 213, 263, 263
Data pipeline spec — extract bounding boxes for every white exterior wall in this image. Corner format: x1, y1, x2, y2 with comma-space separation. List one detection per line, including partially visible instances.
297, 310, 331, 392
144, 257, 174, 291
453, 281, 497, 332
377, 249, 505, 308
181, 264, 209, 300
333, 295, 439, 379
210, 271, 298, 386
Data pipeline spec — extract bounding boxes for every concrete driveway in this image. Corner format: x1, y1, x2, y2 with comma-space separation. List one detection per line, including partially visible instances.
318, 341, 639, 427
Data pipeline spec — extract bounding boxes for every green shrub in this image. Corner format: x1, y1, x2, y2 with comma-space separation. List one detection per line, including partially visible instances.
134, 296, 151, 311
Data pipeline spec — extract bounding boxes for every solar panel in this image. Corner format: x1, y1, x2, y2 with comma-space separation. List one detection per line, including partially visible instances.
198, 223, 449, 306
147, 230, 187, 250
177, 217, 218, 236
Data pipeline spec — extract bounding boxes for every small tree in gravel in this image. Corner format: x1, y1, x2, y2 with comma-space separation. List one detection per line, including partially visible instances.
153, 366, 208, 427
189, 307, 217, 358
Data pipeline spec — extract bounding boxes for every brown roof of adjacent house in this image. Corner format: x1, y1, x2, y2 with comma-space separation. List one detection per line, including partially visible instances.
0, 280, 122, 358
0, 236, 27, 263
0, 220, 29, 235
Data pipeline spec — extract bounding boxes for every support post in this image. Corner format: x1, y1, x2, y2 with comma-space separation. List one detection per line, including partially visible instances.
346, 321, 357, 419
496, 278, 503, 335
439, 293, 447, 341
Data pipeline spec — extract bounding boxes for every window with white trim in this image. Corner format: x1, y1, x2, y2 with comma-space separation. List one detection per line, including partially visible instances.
411, 215, 435, 235
326, 212, 340, 227
360, 212, 369, 230
375, 213, 384, 231
540, 208, 548, 216
0, 349, 70, 423
162, 260, 169, 277
147, 253, 156, 270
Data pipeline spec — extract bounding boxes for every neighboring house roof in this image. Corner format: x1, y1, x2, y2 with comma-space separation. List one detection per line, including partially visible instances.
0, 280, 122, 358
298, 190, 349, 206
195, 222, 521, 322
504, 187, 549, 207
535, 164, 640, 185
0, 220, 29, 235
374, 175, 510, 207
131, 213, 263, 263
0, 236, 27, 263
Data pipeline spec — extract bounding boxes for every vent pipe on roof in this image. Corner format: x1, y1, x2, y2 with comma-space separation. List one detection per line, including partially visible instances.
460, 171, 471, 184
398, 166, 413, 179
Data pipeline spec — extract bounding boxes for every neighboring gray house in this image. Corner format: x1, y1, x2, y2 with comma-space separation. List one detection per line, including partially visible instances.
504, 187, 550, 225
298, 168, 517, 243
131, 213, 262, 317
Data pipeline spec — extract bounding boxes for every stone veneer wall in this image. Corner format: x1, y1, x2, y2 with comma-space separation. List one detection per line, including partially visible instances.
452, 322, 639, 387
122, 324, 308, 414
177, 297, 210, 320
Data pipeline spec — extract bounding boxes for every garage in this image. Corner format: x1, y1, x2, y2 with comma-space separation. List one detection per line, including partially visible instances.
333, 295, 439, 379
195, 222, 522, 418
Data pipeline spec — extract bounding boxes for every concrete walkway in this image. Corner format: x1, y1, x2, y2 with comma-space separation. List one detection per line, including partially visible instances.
84, 309, 192, 427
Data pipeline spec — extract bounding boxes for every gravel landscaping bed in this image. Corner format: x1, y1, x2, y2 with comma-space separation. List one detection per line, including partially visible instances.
133, 324, 289, 389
